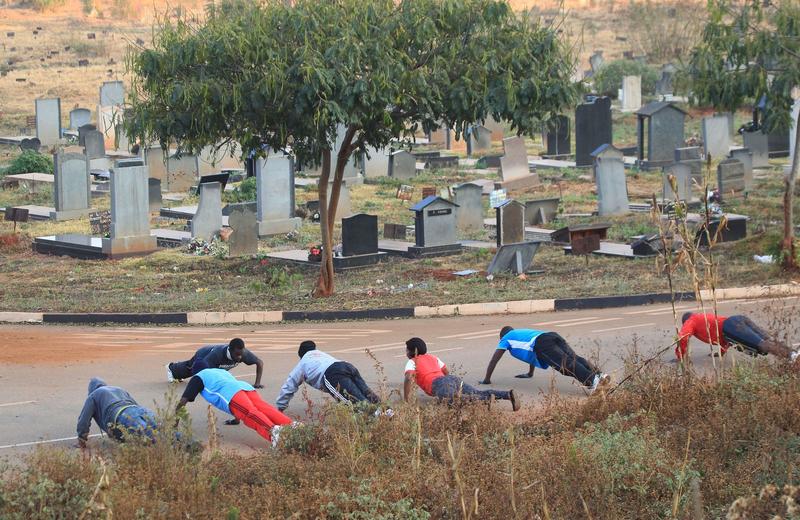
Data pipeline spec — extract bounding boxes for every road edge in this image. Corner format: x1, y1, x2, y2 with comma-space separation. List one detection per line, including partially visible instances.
2, 283, 799, 325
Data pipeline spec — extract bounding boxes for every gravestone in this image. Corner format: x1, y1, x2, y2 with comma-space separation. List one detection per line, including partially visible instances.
498, 136, 539, 189
363, 146, 390, 179
99, 80, 125, 106
717, 158, 746, 198
729, 148, 753, 190
69, 108, 91, 130
19, 138, 40, 152
78, 124, 96, 146
662, 162, 692, 202
742, 131, 770, 168
148, 178, 162, 212
467, 125, 492, 156
83, 130, 105, 159
487, 242, 541, 275
383, 223, 407, 240
145, 146, 168, 182
636, 102, 687, 168
409, 196, 461, 255
702, 115, 732, 160
655, 64, 676, 96
543, 115, 570, 157
524, 197, 560, 225
227, 203, 258, 257
256, 154, 301, 236
191, 182, 222, 241
452, 182, 483, 233
575, 96, 613, 167
675, 146, 704, 182
342, 213, 379, 256
166, 154, 199, 192
495, 199, 525, 247
388, 150, 416, 180
621, 75, 642, 111
102, 163, 158, 257
327, 181, 353, 221
589, 51, 604, 73
592, 144, 630, 215
35, 97, 61, 145
51, 152, 92, 221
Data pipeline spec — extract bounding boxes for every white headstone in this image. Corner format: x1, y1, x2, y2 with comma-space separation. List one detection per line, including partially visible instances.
621, 75, 642, 111
499, 136, 529, 181
702, 115, 732, 161
69, 108, 91, 130
102, 163, 157, 256
99, 80, 125, 106
35, 98, 61, 146
256, 154, 301, 236
191, 182, 223, 241
593, 145, 629, 215
51, 152, 92, 220
453, 182, 484, 233
663, 162, 692, 202
363, 146, 390, 179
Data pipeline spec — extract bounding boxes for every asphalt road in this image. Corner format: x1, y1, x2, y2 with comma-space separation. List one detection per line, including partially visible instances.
1, 296, 798, 456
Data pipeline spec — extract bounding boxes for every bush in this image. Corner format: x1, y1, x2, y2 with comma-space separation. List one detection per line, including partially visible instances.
624, 1, 707, 63
593, 59, 659, 98
2, 151, 54, 176
225, 176, 256, 203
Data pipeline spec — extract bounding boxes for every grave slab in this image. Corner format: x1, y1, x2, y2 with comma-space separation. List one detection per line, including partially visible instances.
487, 241, 542, 274
256, 154, 301, 236
227, 203, 258, 257
35, 98, 61, 146
102, 164, 158, 258
702, 115, 732, 160
452, 183, 484, 233
191, 182, 222, 241
51, 152, 93, 221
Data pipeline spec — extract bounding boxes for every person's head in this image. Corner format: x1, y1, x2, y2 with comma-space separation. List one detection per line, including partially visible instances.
228, 338, 246, 362
192, 359, 210, 376
405, 337, 427, 358
682, 312, 693, 324
298, 340, 317, 358
88, 377, 106, 395
500, 326, 514, 338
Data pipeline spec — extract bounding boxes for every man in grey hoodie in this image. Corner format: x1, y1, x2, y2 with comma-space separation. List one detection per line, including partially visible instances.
276, 341, 381, 412
76, 378, 160, 448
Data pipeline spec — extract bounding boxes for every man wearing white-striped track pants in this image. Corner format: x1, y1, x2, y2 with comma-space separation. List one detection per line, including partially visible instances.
276, 341, 382, 412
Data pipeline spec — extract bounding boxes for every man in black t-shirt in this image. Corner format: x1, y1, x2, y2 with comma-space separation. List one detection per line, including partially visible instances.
166, 338, 264, 388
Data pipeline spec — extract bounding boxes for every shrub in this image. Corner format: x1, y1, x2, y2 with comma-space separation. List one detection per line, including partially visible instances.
624, 0, 707, 63
2, 151, 54, 176
593, 59, 659, 98
225, 176, 256, 203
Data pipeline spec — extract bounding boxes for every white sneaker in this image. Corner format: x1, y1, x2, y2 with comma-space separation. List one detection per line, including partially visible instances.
589, 373, 611, 395
791, 351, 800, 363
165, 364, 175, 383
270, 425, 283, 448
384, 408, 395, 418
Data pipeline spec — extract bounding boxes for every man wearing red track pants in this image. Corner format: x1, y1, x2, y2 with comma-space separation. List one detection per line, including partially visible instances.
175, 360, 292, 447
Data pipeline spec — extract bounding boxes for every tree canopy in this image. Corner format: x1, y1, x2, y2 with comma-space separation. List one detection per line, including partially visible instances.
686, 0, 800, 268
127, 0, 581, 294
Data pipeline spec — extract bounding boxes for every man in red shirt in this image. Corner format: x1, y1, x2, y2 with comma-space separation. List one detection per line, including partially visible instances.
403, 337, 520, 411
677, 312, 798, 362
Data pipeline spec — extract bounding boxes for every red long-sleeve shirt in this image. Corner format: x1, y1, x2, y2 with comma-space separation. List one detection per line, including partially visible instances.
676, 313, 729, 360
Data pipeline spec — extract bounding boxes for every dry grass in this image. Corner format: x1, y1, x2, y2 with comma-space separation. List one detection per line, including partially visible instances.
1, 359, 799, 518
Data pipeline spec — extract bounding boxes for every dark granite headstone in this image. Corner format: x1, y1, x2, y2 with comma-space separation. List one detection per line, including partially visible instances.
544, 115, 570, 156
342, 213, 378, 257
495, 199, 525, 247
575, 96, 612, 167
487, 241, 542, 275
77, 124, 96, 146
19, 138, 41, 152
383, 223, 407, 240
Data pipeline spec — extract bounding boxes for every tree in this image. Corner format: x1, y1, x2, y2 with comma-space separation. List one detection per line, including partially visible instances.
126, 0, 580, 295
685, 0, 800, 269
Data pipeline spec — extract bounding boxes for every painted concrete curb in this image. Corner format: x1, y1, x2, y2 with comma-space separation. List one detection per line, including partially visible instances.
3, 283, 798, 325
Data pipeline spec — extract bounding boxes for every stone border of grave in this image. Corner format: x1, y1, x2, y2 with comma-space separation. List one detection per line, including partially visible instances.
0, 283, 798, 325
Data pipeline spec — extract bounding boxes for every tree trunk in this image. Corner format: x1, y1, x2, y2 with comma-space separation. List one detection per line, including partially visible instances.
314, 125, 358, 297
782, 124, 799, 270
315, 150, 335, 297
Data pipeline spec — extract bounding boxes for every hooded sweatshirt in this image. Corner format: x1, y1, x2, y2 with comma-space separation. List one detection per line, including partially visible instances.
76, 378, 139, 440
276, 350, 338, 409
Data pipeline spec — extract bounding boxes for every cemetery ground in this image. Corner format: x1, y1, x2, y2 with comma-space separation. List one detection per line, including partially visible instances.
0, 110, 797, 314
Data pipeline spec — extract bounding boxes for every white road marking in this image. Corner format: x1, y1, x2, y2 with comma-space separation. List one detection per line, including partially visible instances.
624, 305, 692, 315
0, 434, 102, 450
534, 317, 621, 327
438, 330, 491, 339
531, 316, 600, 326
0, 400, 37, 408
441, 331, 500, 341
592, 323, 656, 333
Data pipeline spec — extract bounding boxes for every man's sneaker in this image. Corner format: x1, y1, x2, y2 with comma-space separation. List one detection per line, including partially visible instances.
791, 350, 800, 363
509, 389, 521, 412
589, 373, 611, 395
165, 364, 175, 383
270, 425, 283, 449
384, 408, 395, 418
